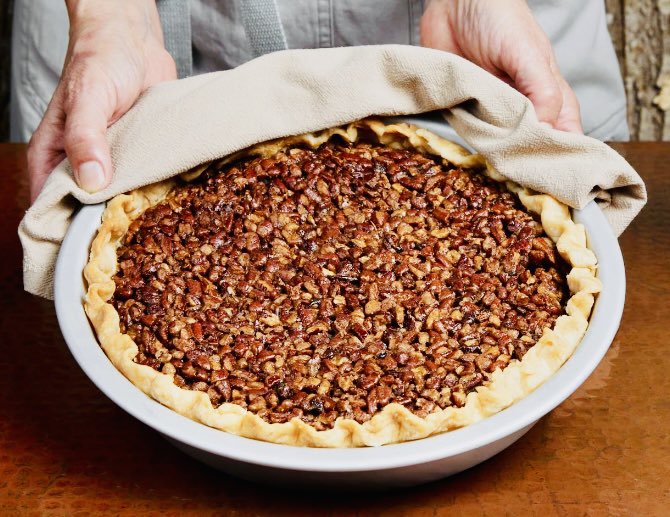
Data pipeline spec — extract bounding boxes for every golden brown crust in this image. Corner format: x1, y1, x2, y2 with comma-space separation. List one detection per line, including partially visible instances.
84, 119, 601, 447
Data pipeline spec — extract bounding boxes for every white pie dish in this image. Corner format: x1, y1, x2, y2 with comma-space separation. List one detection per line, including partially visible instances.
53, 121, 626, 488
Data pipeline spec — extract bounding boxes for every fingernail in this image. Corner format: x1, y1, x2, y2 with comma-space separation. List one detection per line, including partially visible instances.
77, 161, 105, 193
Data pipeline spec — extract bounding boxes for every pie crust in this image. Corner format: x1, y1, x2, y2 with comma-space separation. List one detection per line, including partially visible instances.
84, 119, 602, 447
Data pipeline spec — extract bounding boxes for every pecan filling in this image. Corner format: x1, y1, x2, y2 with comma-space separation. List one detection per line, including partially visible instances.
112, 141, 568, 430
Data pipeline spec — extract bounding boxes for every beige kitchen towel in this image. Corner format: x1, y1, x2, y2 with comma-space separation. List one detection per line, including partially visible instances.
19, 45, 646, 299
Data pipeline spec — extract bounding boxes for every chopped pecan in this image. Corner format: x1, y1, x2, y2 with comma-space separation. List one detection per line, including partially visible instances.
113, 140, 568, 429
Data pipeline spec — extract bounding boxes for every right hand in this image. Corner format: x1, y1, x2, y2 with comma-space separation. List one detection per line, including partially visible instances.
421, 0, 582, 134
27, 0, 177, 203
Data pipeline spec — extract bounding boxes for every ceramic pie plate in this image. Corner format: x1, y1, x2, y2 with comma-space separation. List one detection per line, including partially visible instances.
53, 118, 626, 488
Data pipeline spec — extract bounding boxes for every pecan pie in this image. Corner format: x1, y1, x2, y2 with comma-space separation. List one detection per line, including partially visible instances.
84, 120, 601, 447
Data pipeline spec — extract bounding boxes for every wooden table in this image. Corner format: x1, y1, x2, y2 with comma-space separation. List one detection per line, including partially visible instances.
1, 143, 667, 515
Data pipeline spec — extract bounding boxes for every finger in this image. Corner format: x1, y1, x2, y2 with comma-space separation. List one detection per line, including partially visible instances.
27, 89, 67, 202
553, 74, 583, 134
507, 50, 564, 127
419, 0, 462, 53
63, 81, 115, 194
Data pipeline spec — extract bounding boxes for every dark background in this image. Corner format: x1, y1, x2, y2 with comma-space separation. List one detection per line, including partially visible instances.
0, 0, 12, 141
0, 0, 668, 142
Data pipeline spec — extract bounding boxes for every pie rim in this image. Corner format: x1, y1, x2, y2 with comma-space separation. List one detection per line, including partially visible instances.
83, 119, 602, 447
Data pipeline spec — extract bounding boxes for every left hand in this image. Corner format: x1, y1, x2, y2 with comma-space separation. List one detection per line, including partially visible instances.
420, 0, 582, 133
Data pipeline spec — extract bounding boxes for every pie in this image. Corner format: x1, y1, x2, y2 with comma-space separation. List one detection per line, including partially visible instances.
84, 119, 601, 447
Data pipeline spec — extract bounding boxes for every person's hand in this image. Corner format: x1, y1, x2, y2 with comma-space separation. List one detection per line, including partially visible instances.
27, 0, 176, 203
421, 0, 582, 133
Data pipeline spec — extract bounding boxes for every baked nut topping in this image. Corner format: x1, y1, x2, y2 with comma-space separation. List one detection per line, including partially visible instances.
111, 140, 568, 431
86, 120, 600, 446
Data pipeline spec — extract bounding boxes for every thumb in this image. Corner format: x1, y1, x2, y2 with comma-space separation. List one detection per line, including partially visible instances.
508, 51, 564, 127
63, 85, 114, 193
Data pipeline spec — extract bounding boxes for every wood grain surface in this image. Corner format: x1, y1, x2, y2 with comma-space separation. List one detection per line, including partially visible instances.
605, 0, 670, 140
0, 142, 668, 515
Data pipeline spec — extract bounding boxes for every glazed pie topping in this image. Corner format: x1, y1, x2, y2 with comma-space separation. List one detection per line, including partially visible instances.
112, 141, 568, 431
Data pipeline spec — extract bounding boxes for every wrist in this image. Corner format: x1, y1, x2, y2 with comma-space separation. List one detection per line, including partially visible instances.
66, 0, 162, 48
66, 0, 157, 25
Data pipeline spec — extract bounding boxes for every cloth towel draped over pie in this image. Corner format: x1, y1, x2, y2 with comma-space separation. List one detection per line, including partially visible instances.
19, 45, 646, 300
